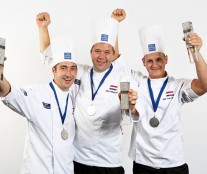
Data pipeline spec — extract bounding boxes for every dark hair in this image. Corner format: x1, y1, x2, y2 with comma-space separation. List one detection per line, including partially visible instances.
53, 63, 59, 70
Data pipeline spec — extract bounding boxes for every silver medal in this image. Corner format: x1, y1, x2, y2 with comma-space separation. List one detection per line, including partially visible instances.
149, 116, 159, 127
61, 129, 68, 140
87, 105, 96, 116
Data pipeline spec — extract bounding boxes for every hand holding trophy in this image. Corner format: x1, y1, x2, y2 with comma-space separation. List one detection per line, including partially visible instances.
182, 21, 199, 63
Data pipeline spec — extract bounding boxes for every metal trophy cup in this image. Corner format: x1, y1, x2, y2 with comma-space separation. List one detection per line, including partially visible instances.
0, 37, 5, 81
120, 82, 131, 125
182, 21, 199, 63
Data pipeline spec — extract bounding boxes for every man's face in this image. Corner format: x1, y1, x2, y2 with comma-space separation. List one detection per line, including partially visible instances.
52, 61, 77, 91
142, 52, 168, 79
91, 43, 114, 72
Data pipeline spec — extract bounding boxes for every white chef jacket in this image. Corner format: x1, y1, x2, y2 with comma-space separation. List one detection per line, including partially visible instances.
129, 76, 199, 168
113, 55, 200, 168
72, 63, 141, 167
1, 81, 75, 174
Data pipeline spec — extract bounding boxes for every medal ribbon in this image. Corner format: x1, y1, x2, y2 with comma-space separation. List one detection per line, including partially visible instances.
147, 77, 168, 112
90, 64, 113, 101
49, 82, 69, 125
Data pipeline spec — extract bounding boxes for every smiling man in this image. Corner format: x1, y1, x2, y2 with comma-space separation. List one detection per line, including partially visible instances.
0, 35, 78, 174
90, 42, 115, 72
143, 52, 167, 79
129, 25, 207, 174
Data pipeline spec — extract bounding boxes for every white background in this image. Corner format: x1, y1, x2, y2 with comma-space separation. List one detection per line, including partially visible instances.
0, 0, 207, 173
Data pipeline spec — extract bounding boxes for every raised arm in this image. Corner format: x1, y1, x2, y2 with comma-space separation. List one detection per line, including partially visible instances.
111, 9, 126, 61
188, 33, 207, 95
36, 12, 51, 53
0, 60, 11, 97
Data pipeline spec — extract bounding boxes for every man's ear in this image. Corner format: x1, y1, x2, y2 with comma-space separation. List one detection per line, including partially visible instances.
52, 67, 56, 75
142, 57, 145, 67
165, 55, 168, 64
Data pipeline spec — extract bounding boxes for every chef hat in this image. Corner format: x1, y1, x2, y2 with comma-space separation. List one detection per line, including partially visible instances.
50, 34, 77, 67
91, 17, 119, 48
139, 24, 165, 56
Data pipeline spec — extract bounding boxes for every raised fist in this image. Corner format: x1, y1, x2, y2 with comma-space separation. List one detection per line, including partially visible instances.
111, 9, 126, 22
36, 12, 51, 28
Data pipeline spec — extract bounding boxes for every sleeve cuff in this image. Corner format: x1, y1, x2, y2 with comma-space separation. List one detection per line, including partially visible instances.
185, 80, 199, 99
40, 46, 53, 66
1, 85, 20, 101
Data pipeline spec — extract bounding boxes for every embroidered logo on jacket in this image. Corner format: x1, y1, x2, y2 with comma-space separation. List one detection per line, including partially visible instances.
42, 102, 51, 109
74, 79, 81, 85
106, 85, 118, 93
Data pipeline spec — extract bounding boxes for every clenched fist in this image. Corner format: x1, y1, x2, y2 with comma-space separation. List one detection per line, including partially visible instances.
111, 9, 126, 22
36, 12, 51, 28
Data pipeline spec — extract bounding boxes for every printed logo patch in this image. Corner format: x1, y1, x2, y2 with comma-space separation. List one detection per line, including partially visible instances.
106, 85, 118, 93
101, 34, 108, 42
64, 52, 71, 60
166, 91, 174, 97
74, 79, 81, 86
148, 44, 156, 52
42, 102, 51, 109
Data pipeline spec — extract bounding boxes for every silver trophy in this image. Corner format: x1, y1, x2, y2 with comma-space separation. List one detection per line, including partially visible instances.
0, 37, 5, 65
182, 21, 199, 63
0, 37, 5, 81
120, 82, 131, 125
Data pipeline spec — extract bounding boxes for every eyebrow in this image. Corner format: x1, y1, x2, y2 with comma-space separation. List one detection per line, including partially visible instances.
71, 65, 77, 68
59, 65, 67, 68
59, 65, 77, 68
94, 48, 111, 51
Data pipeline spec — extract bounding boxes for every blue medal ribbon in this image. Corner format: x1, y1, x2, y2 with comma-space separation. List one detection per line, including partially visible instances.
90, 64, 113, 101
147, 77, 169, 112
49, 82, 69, 125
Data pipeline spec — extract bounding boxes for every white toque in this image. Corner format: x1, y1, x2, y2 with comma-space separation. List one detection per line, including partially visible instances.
50, 34, 77, 67
139, 24, 165, 56
91, 17, 119, 48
